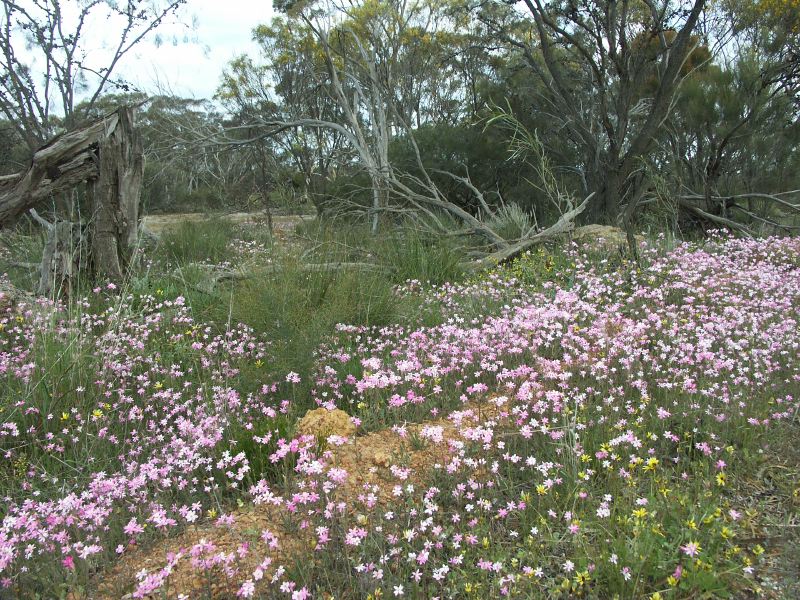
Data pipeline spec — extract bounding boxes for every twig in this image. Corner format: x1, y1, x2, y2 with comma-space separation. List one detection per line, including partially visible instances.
28, 208, 54, 231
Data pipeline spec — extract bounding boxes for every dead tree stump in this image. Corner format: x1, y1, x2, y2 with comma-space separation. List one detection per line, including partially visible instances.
0, 106, 144, 296
37, 220, 84, 297
90, 107, 143, 282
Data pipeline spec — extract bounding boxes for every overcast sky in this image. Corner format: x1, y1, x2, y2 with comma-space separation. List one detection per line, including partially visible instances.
113, 0, 274, 101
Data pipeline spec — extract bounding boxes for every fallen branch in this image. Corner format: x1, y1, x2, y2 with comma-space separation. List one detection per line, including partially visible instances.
174, 261, 388, 294
432, 169, 498, 219
729, 205, 800, 231
296, 262, 386, 273
28, 208, 54, 231
678, 191, 800, 214
388, 174, 510, 249
7, 261, 40, 270
469, 193, 593, 270
677, 199, 754, 236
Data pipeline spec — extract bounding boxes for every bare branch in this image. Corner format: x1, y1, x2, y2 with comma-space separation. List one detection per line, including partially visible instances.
471, 192, 594, 270
433, 169, 497, 219
28, 208, 53, 231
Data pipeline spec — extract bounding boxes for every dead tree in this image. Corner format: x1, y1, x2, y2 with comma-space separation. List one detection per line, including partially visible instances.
677, 190, 800, 236
0, 106, 143, 296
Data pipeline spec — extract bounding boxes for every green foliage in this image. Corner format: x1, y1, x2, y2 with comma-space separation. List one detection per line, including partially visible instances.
228, 413, 295, 484
378, 228, 465, 285
158, 218, 238, 265
499, 244, 576, 289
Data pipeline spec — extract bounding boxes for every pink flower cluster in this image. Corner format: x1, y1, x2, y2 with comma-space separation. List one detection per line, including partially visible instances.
2, 233, 799, 597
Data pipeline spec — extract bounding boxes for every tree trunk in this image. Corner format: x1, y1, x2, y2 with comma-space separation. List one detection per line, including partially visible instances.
91, 107, 143, 281
37, 221, 84, 297
585, 166, 618, 224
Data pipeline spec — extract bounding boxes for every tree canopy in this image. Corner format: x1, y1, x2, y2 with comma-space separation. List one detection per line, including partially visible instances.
4, 0, 799, 234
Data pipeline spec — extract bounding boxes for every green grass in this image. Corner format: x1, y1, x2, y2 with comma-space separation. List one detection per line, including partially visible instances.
0, 226, 45, 290
223, 259, 398, 383
377, 227, 465, 285
158, 217, 239, 265
132, 218, 466, 415
296, 218, 468, 284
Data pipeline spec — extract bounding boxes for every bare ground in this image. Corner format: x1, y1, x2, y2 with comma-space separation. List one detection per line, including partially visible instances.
91, 398, 511, 599
141, 212, 314, 240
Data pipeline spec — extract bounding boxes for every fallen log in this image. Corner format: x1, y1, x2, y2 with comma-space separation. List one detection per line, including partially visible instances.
283, 262, 386, 273
677, 199, 754, 236
172, 261, 387, 294
468, 193, 593, 270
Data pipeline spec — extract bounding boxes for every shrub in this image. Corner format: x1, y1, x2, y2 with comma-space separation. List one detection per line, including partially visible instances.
485, 202, 534, 241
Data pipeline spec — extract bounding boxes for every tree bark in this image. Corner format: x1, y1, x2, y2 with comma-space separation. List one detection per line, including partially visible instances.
37, 220, 84, 297
90, 107, 143, 281
0, 117, 115, 224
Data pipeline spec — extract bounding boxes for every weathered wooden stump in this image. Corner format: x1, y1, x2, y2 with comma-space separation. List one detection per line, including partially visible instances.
0, 106, 143, 296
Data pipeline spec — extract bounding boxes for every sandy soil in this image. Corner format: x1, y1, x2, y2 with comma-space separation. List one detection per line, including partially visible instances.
141, 212, 315, 238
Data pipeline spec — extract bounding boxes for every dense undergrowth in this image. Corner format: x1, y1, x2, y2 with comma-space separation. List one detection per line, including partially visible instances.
0, 220, 798, 598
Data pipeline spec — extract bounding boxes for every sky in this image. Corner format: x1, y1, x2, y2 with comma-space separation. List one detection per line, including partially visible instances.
12, 0, 274, 106
114, 0, 274, 101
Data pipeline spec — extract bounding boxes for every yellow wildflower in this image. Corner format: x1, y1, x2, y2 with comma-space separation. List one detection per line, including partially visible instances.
575, 571, 590, 585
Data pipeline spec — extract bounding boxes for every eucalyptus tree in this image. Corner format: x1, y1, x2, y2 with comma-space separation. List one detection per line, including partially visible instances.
664, 57, 798, 192
223, 0, 479, 231
478, 0, 709, 231
659, 1, 800, 230
218, 19, 349, 204
724, 0, 799, 100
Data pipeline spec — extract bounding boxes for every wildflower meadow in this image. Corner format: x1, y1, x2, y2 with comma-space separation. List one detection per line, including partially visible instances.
0, 231, 798, 598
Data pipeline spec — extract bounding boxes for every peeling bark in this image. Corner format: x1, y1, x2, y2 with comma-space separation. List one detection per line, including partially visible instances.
0, 106, 143, 295
90, 107, 143, 282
